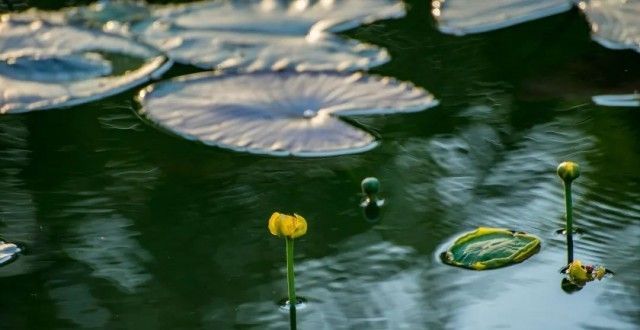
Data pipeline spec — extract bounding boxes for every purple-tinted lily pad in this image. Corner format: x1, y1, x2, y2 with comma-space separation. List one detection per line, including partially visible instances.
132, 0, 404, 71
0, 14, 172, 114
432, 0, 573, 35
137, 71, 438, 157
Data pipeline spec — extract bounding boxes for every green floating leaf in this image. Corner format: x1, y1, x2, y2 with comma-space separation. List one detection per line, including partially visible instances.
441, 227, 541, 270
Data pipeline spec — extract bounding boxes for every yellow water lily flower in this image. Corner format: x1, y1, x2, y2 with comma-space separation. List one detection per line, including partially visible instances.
567, 260, 589, 282
567, 259, 609, 284
593, 266, 606, 280
268, 212, 307, 239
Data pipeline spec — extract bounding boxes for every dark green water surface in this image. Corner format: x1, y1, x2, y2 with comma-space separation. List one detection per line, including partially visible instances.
1, 1, 639, 329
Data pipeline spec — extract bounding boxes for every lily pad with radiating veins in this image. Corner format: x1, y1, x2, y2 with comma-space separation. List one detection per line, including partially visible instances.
0, 15, 172, 114
145, 0, 405, 35
140, 27, 389, 72
132, 0, 405, 71
579, 0, 640, 53
432, 0, 573, 35
441, 227, 541, 270
137, 71, 438, 157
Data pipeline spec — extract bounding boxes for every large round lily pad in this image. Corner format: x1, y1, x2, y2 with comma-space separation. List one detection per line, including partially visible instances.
441, 227, 541, 270
138, 27, 389, 72
131, 0, 404, 71
0, 14, 172, 113
137, 71, 438, 157
432, 0, 572, 35
143, 0, 404, 34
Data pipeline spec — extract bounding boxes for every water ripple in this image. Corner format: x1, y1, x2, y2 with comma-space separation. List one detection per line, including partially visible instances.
0, 116, 38, 276
230, 232, 433, 329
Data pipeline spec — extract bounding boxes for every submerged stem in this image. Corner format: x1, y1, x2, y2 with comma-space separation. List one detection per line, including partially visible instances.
286, 237, 297, 330
564, 181, 574, 264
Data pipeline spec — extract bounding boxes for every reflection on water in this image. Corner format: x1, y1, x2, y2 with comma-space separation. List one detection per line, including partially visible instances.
47, 280, 110, 328
1, 1, 640, 329
64, 215, 152, 292
232, 232, 436, 329
0, 117, 38, 276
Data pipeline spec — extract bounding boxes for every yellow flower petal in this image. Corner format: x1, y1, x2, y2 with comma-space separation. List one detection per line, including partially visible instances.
268, 212, 283, 237
568, 260, 589, 282
291, 214, 307, 238
594, 266, 606, 280
267, 212, 308, 239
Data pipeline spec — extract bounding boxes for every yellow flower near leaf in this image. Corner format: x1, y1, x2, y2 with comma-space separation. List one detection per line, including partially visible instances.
568, 260, 589, 282
594, 266, 606, 280
268, 212, 307, 239
567, 259, 607, 283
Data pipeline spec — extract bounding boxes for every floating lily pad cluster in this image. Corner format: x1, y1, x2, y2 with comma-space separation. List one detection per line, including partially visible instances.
0, 13, 172, 114
132, 0, 405, 72
130, 0, 439, 156
133, 0, 437, 156
1, 0, 439, 156
432, 0, 640, 48
432, 0, 640, 107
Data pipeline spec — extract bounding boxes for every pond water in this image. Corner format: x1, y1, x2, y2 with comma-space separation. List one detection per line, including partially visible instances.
1, 1, 640, 329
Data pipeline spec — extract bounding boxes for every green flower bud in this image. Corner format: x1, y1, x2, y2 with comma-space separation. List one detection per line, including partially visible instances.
557, 161, 580, 183
361, 177, 380, 196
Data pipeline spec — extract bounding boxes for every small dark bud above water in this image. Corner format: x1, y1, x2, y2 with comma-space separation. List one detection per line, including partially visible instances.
361, 177, 380, 196
557, 161, 580, 183
360, 177, 384, 222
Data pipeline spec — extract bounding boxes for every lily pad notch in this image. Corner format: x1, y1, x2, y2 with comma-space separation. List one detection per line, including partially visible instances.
137, 71, 439, 157
441, 227, 541, 270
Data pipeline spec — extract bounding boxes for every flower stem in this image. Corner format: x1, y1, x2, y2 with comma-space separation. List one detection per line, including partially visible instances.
564, 181, 574, 264
286, 237, 297, 330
